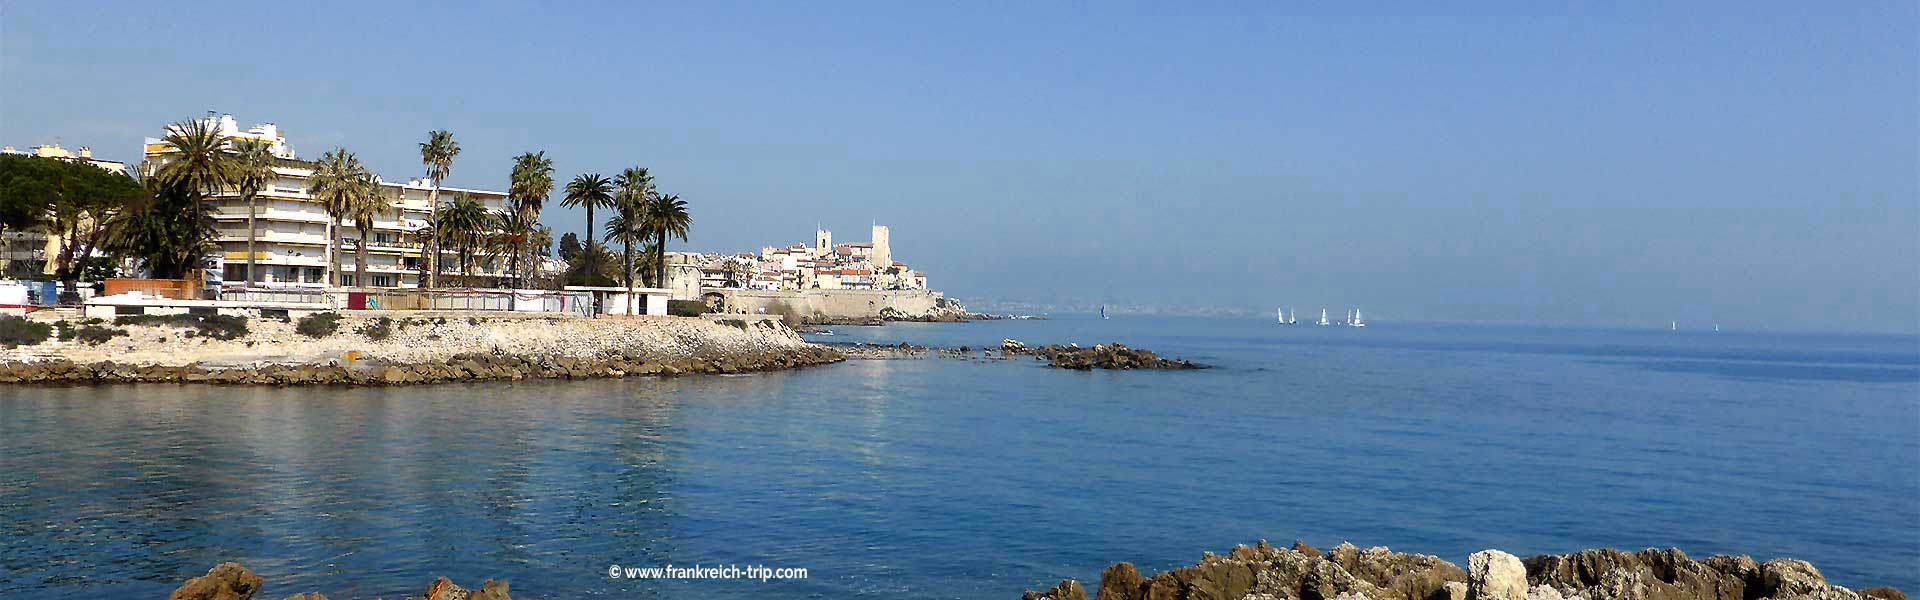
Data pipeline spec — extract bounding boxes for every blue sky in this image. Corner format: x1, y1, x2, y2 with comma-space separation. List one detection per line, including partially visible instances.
3, 2, 1915, 332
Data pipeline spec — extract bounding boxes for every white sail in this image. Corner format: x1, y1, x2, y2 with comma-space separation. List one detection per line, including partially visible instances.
1318, 308, 1330, 326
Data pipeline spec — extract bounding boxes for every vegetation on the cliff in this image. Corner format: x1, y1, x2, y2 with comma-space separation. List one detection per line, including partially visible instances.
669, 299, 709, 317
356, 316, 394, 341
295, 312, 342, 338
0, 315, 52, 347
115, 313, 248, 340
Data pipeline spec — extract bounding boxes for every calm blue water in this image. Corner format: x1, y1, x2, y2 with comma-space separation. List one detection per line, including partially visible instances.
1, 317, 1915, 599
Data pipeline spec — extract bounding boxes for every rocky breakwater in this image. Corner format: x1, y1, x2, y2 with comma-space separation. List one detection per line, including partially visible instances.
1021, 540, 1907, 600
1000, 339, 1205, 370
167, 562, 513, 600
0, 313, 842, 386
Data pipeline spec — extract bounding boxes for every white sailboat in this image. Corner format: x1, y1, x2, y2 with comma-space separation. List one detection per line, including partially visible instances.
1289, 309, 1297, 325
1350, 308, 1367, 328
1671, 320, 1677, 331
1278, 307, 1288, 324
1317, 308, 1330, 326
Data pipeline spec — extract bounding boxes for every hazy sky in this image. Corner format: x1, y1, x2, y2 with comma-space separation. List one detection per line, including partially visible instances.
3, 2, 1915, 333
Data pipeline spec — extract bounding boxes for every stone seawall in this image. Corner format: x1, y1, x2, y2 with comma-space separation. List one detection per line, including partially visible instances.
709, 289, 967, 324
0, 313, 843, 386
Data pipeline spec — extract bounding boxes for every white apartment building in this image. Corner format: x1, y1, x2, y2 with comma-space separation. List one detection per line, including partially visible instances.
145, 114, 513, 288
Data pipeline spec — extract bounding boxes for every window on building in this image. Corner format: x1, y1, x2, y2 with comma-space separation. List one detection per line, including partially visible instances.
371, 275, 394, 287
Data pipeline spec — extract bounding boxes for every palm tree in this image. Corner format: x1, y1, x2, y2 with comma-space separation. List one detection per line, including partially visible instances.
229, 140, 276, 287
611, 167, 654, 313
643, 193, 691, 291
154, 118, 235, 282
561, 173, 613, 283
603, 211, 645, 313
507, 151, 555, 286
349, 175, 393, 288
493, 203, 536, 288
419, 130, 460, 289
308, 148, 367, 287
436, 192, 492, 283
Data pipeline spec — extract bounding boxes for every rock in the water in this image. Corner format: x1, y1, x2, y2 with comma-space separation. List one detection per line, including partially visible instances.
1760, 559, 1830, 598
471, 578, 512, 600
1526, 548, 1746, 600
1031, 342, 1204, 370
1001, 338, 1030, 354
1295, 540, 1324, 558
1470, 550, 1529, 600
1095, 562, 1145, 600
1018, 540, 1901, 600
1021, 579, 1086, 600
169, 563, 263, 600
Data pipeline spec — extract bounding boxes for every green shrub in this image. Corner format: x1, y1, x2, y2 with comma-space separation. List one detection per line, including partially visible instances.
296, 312, 343, 338
356, 316, 394, 341
0, 315, 52, 348
716, 318, 749, 330
73, 324, 127, 345
113, 314, 249, 340
668, 300, 709, 317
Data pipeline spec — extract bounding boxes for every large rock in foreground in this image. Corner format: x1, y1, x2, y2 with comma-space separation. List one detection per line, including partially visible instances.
1021, 541, 1903, 600
166, 563, 510, 600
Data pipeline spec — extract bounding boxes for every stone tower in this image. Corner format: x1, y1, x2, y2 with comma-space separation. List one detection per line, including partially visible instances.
871, 224, 891, 271
815, 227, 832, 258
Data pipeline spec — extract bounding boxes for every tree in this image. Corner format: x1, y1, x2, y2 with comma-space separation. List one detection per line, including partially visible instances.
230, 139, 277, 286
643, 193, 691, 291
722, 258, 749, 289
151, 118, 236, 281
0, 155, 143, 298
154, 118, 236, 212
557, 232, 583, 262
308, 148, 368, 287
103, 165, 215, 280
493, 202, 536, 288
507, 151, 555, 286
562, 240, 618, 287
603, 210, 642, 289
419, 130, 460, 289
560, 173, 613, 282
348, 175, 393, 288
610, 167, 654, 313
435, 192, 492, 283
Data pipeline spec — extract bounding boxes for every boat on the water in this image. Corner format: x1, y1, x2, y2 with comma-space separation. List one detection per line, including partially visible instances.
1350, 308, 1367, 328
1317, 309, 1330, 326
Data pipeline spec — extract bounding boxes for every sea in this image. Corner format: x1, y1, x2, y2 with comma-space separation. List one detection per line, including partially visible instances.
1, 316, 1915, 599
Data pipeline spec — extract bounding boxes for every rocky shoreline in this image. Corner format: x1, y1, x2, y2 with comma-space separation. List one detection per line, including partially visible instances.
0, 313, 842, 386
1000, 339, 1205, 370
822, 338, 1207, 370
1022, 540, 1907, 600
794, 311, 1046, 327
168, 563, 509, 600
